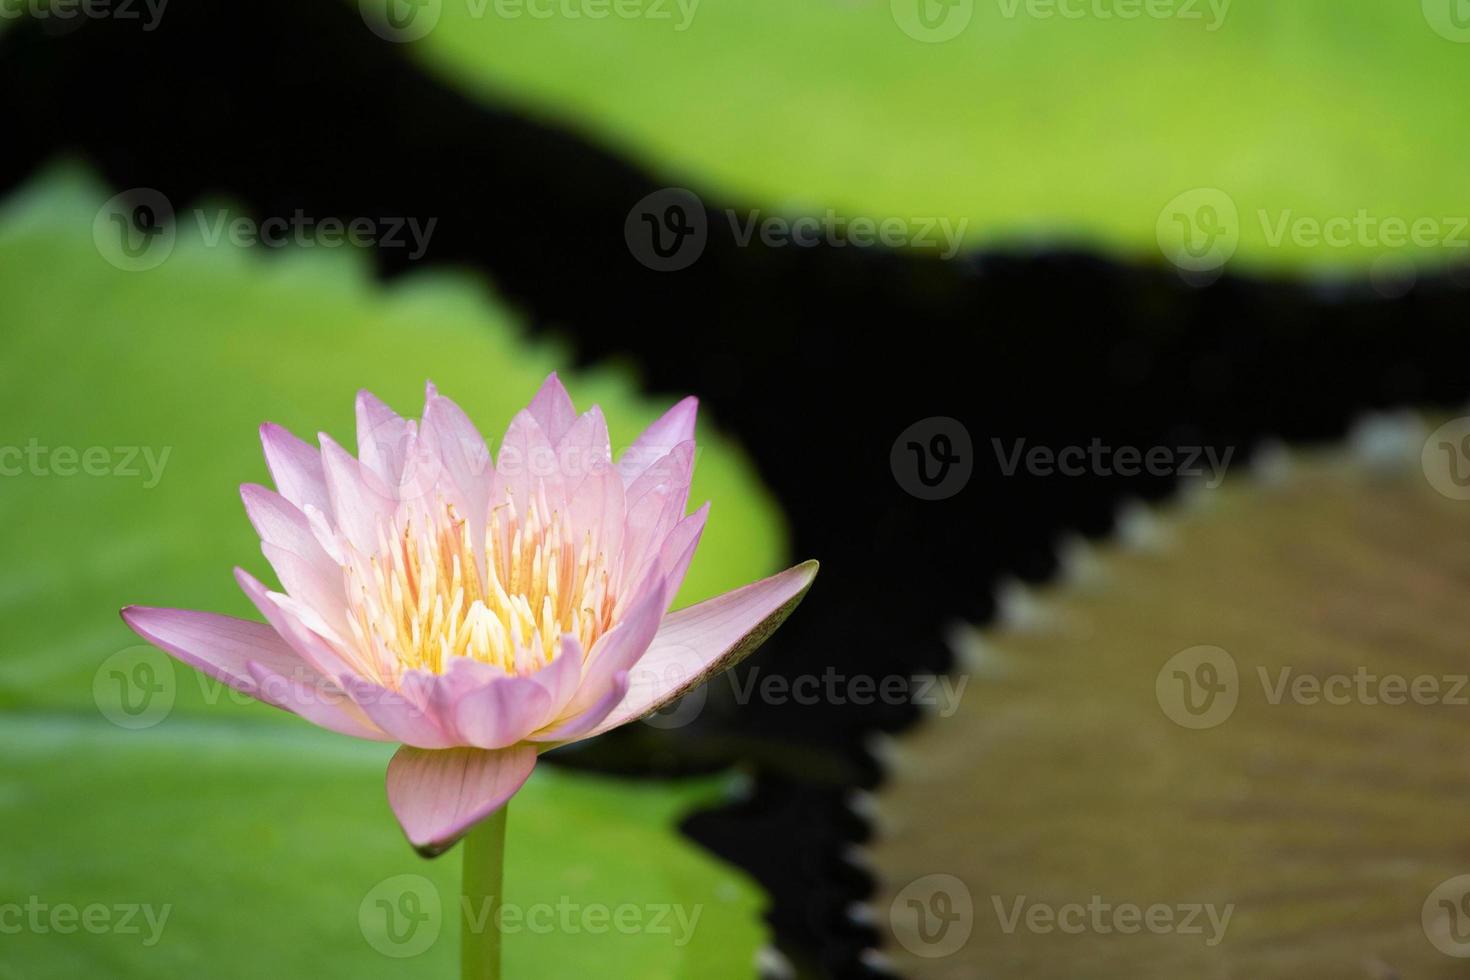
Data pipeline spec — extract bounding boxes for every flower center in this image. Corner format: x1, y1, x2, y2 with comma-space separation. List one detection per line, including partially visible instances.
343, 495, 613, 681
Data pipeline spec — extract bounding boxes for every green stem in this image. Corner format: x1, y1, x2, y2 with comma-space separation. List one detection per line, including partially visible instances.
460, 805, 507, 980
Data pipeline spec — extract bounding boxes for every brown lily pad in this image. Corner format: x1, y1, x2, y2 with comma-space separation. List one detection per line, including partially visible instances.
874, 441, 1470, 979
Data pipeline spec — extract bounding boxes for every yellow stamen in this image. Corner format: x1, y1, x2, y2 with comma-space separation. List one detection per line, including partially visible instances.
343, 495, 613, 682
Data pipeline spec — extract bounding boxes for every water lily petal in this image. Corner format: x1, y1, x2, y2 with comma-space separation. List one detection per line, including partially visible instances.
527, 372, 577, 446
525, 635, 584, 723
245, 660, 389, 741
654, 504, 709, 612
560, 581, 665, 720
496, 409, 563, 514
386, 744, 537, 856
566, 445, 624, 568
343, 674, 458, 749
260, 422, 329, 515
355, 389, 410, 489
453, 673, 553, 749
618, 456, 693, 597
240, 483, 321, 559
234, 567, 361, 683
421, 382, 494, 544
618, 396, 697, 485
241, 485, 349, 634
530, 669, 630, 744
319, 432, 395, 555
257, 542, 350, 642
120, 605, 303, 700
589, 560, 818, 737
624, 441, 695, 512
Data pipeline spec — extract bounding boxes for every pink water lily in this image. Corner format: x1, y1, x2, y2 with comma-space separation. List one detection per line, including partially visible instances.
122, 375, 816, 855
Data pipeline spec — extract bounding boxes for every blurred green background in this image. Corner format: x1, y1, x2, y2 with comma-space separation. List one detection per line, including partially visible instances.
409, 0, 1470, 271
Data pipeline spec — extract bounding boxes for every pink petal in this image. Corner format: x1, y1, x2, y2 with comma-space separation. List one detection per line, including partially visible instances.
421, 383, 494, 542
120, 605, 302, 701
495, 409, 563, 515
618, 397, 697, 485
319, 433, 394, 554
566, 451, 625, 568
589, 560, 818, 737
343, 674, 458, 749
530, 670, 629, 744
452, 672, 553, 749
258, 543, 350, 641
240, 483, 322, 558
245, 660, 389, 741
386, 744, 537, 856
260, 423, 329, 515
526, 636, 585, 724
234, 568, 361, 683
653, 503, 708, 613
355, 390, 418, 497
559, 581, 665, 721
618, 454, 694, 596
624, 441, 695, 512
526, 372, 577, 445
241, 484, 349, 636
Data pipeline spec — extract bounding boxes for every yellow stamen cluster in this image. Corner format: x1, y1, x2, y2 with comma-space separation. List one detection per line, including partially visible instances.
343, 494, 613, 683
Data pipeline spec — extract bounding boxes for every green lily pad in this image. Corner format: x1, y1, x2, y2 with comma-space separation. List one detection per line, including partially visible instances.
0, 716, 764, 979
0, 167, 779, 977
404, 0, 1470, 269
